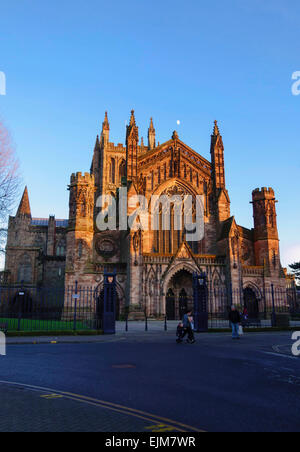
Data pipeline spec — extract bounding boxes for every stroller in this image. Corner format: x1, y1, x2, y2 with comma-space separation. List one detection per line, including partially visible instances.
176, 322, 185, 343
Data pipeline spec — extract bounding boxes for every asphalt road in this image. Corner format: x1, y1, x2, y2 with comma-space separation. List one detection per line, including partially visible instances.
0, 331, 299, 432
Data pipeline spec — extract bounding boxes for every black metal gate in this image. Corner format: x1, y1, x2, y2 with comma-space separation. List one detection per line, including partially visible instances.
102, 269, 117, 334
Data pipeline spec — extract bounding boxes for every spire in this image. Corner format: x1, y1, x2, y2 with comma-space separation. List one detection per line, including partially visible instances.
210, 120, 226, 193
148, 117, 156, 150
126, 110, 139, 141
101, 112, 110, 145
129, 110, 136, 127
103, 111, 109, 130
94, 135, 100, 149
17, 186, 31, 218
213, 120, 220, 136
126, 110, 139, 181
149, 117, 154, 131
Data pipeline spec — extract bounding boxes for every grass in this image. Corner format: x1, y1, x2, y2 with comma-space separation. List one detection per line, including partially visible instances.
0, 317, 91, 332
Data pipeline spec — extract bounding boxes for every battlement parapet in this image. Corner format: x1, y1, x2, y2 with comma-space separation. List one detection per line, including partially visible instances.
252, 187, 275, 200
70, 172, 95, 185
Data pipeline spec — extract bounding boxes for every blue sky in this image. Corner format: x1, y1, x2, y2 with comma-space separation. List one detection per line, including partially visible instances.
0, 0, 299, 267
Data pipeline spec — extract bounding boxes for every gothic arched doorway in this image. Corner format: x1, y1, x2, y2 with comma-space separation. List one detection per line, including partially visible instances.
166, 289, 176, 320
243, 288, 259, 319
165, 269, 193, 320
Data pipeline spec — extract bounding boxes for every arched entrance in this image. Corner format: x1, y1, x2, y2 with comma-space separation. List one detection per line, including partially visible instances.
166, 289, 176, 320
243, 288, 259, 319
165, 269, 193, 320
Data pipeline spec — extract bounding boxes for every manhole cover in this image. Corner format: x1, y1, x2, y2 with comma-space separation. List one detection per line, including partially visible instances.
112, 364, 136, 369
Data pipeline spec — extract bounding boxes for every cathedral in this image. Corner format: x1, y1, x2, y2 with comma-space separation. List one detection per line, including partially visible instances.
4, 111, 290, 319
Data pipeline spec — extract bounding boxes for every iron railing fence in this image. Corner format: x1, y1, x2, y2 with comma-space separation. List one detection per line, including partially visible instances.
0, 284, 298, 332
206, 286, 298, 329
0, 284, 101, 332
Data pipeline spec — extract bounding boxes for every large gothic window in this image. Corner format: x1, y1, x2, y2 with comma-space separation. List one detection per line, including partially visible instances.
152, 185, 200, 255
110, 158, 116, 184
17, 254, 32, 283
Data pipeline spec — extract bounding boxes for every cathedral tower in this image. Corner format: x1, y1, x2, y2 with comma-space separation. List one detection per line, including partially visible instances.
252, 187, 280, 268
65, 172, 95, 286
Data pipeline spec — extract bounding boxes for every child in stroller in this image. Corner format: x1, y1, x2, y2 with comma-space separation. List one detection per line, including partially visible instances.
176, 322, 185, 343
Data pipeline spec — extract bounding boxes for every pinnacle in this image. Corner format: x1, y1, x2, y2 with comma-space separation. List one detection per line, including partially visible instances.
17, 186, 31, 218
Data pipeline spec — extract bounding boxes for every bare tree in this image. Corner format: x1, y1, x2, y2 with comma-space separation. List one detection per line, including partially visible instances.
0, 119, 20, 254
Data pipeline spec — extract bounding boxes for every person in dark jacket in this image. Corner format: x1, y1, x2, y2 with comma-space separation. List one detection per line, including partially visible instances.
182, 310, 196, 344
229, 305, 241, 339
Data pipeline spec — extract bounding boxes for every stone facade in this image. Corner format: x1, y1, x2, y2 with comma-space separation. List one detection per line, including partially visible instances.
4, 188, 67, 288
4, 112, 292, 319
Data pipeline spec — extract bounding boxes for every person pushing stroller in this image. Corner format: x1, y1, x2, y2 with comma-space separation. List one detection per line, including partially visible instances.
176, 310, 196, 344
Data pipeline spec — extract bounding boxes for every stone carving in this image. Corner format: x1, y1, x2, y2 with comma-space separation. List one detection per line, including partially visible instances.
95, 238, 116, 258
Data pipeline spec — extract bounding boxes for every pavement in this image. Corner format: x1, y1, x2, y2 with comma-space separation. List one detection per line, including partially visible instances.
0, 326, 300, 432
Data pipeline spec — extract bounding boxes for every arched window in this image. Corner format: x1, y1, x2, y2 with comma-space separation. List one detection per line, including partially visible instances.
119, 160, 126, 183
56, 240, 66, 256
110, 158, 116, 184
17, 254, 32, 283
153, 187, 199, 255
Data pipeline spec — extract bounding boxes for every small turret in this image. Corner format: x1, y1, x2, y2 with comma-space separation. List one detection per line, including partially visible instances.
148, 118, 156, 150
211, 120, 225, 190
126, 110, 139, 182
101, 111, 110, 145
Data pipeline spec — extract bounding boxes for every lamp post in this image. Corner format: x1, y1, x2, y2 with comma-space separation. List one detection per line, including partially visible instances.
193, 271, 208, 332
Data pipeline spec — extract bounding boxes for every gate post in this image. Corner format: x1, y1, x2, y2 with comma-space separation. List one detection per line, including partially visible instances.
193, 272, 208, 332
103, 269, 117, 334
271, 283, 277, 327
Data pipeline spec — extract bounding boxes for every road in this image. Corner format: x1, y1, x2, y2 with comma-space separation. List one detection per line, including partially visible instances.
0, 329, 299, 432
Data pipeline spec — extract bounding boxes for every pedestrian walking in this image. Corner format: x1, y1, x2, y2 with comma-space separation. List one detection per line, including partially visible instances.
229, 305, 241, 340
182, 310, 196, 344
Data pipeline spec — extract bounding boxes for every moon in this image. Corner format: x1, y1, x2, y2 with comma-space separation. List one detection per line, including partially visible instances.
177, 120, 181, 126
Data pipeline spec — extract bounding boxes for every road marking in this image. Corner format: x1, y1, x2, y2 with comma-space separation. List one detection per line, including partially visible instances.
0, 380, 204, 432
261, 351, 299, 361
145, 423, 176, 432
41, 394, 63, 399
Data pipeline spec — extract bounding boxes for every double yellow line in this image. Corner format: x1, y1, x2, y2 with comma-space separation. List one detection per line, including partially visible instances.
0, 380, 205, 432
